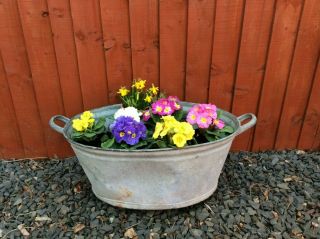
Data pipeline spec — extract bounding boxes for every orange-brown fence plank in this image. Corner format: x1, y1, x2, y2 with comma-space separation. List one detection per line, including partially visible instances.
129, 0, 159, 86
0, 0, 46, 157
0, 52, 24, 158
70, 0, 109, 109
298, 59, 320, 149
275, 0, 320, 149
17, 0, 69, 157
231, 0, 275, 151
252, 0, 303, 151
159, 0, 187, 99
100, 0, 132, 104
185, 0, 215, 103
208, 0, 244, 111
47, 0, 83, 117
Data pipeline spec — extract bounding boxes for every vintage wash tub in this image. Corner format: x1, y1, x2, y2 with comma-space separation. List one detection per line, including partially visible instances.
49, 102, 256, 210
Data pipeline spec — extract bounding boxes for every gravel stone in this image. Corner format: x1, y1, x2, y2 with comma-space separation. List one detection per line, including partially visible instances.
0, 150, 319, 238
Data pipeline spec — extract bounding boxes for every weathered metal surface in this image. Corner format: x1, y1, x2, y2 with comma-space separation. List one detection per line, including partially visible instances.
49, 102, 256, 209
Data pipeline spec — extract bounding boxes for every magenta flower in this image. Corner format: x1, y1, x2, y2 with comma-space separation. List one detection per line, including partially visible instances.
151, 97, 182, 116
142, 111, 151, 121
213, 119, 225, 129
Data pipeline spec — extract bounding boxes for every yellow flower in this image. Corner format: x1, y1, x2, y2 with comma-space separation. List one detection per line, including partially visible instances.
160, 125, 171, 138
149, 84, 159, 95
144, 95, 152, 103
133, 78, 146, 90
172, 133, 187, 148
180, 122, 195, 140
72, 111, 95, 132
72, 119, 85, 132
153, 122, 164, 139
117, 86, 129, 97
81, 111, 94, 120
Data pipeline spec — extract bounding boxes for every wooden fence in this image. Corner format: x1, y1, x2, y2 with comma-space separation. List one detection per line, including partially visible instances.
0, 0, 319, 159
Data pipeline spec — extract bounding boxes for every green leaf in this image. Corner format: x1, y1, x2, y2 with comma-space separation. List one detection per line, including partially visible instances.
93, 118, 105, 129
204, 132, 217, 142
101, 138, 115, 149
156, 140, 167, 148
94, 126, 105, 134
151, 113, 161, 123
217, 110, 223, 119
72, 131, 83, 137
100, 134, 109, 143
206, 130, 221, 136
84, 132, 96, 138
221, 125, 234, 133
129, 140, 148, 150
173, 109, 186, 121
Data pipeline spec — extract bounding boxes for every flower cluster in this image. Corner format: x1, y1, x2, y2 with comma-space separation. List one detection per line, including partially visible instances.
187, 104, 224, 129
70, 79, 233, 150
151, 96, 182, 116
111, 116, 146, 145
117, 78, 159, 110
153, 116, 194, 148
72, 111, 95, 132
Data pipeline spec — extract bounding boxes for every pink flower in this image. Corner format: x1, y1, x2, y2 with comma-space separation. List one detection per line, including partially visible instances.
187, 103, 219, 129
213, 119, 225, 129
143, 111, 151, 121
187, 112, 197, 124
151, 97, 181, 116
196, 113, 212, 128
168, 96, 179, 102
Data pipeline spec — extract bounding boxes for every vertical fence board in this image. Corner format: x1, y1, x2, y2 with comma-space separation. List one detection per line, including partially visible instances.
17, 0, 69, 157
159, 0, 187, 99
129, 0, 159, 86
47, 0, 83, 117
231, 0, 275, 151
298, 59, 320, 149
0, 0, 46, 157
100, 0, 132, 104
185, 0, 215, 103
70, 0, 109, 109
0, 53, 24, 158
208, 0, 244, 111
252, 0, 303, 151
275, 0, 320, 149
1, 1, 320, 158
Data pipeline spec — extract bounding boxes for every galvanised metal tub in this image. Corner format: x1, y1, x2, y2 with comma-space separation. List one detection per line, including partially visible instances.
49, 102, 256, 210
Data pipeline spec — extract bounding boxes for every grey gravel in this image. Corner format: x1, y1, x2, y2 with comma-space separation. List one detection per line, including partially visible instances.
0, 150, 319, 238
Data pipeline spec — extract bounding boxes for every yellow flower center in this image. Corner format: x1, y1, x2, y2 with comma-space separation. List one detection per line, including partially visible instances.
164, 106, 172, 113
190, 114, 196, 120
156, 106, 163, 112
132, 133, 136, 138
120, 132, 125, 137
200, 117, 207, 123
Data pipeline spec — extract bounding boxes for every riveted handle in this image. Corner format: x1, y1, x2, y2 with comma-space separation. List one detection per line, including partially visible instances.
49, 115, 70, 134
236, 113, 257, 135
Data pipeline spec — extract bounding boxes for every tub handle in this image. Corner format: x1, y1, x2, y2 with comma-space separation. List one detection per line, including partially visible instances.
49, 115, 70, 134
236, 113, 257, 135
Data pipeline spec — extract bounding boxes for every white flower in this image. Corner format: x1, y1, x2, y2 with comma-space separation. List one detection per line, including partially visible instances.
114, 107, 141, 122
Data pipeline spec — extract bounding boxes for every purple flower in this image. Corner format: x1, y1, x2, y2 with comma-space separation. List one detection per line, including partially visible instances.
110, 116, 147, 145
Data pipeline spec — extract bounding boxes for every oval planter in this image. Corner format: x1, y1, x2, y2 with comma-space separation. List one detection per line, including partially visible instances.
49, 102, 256, 210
